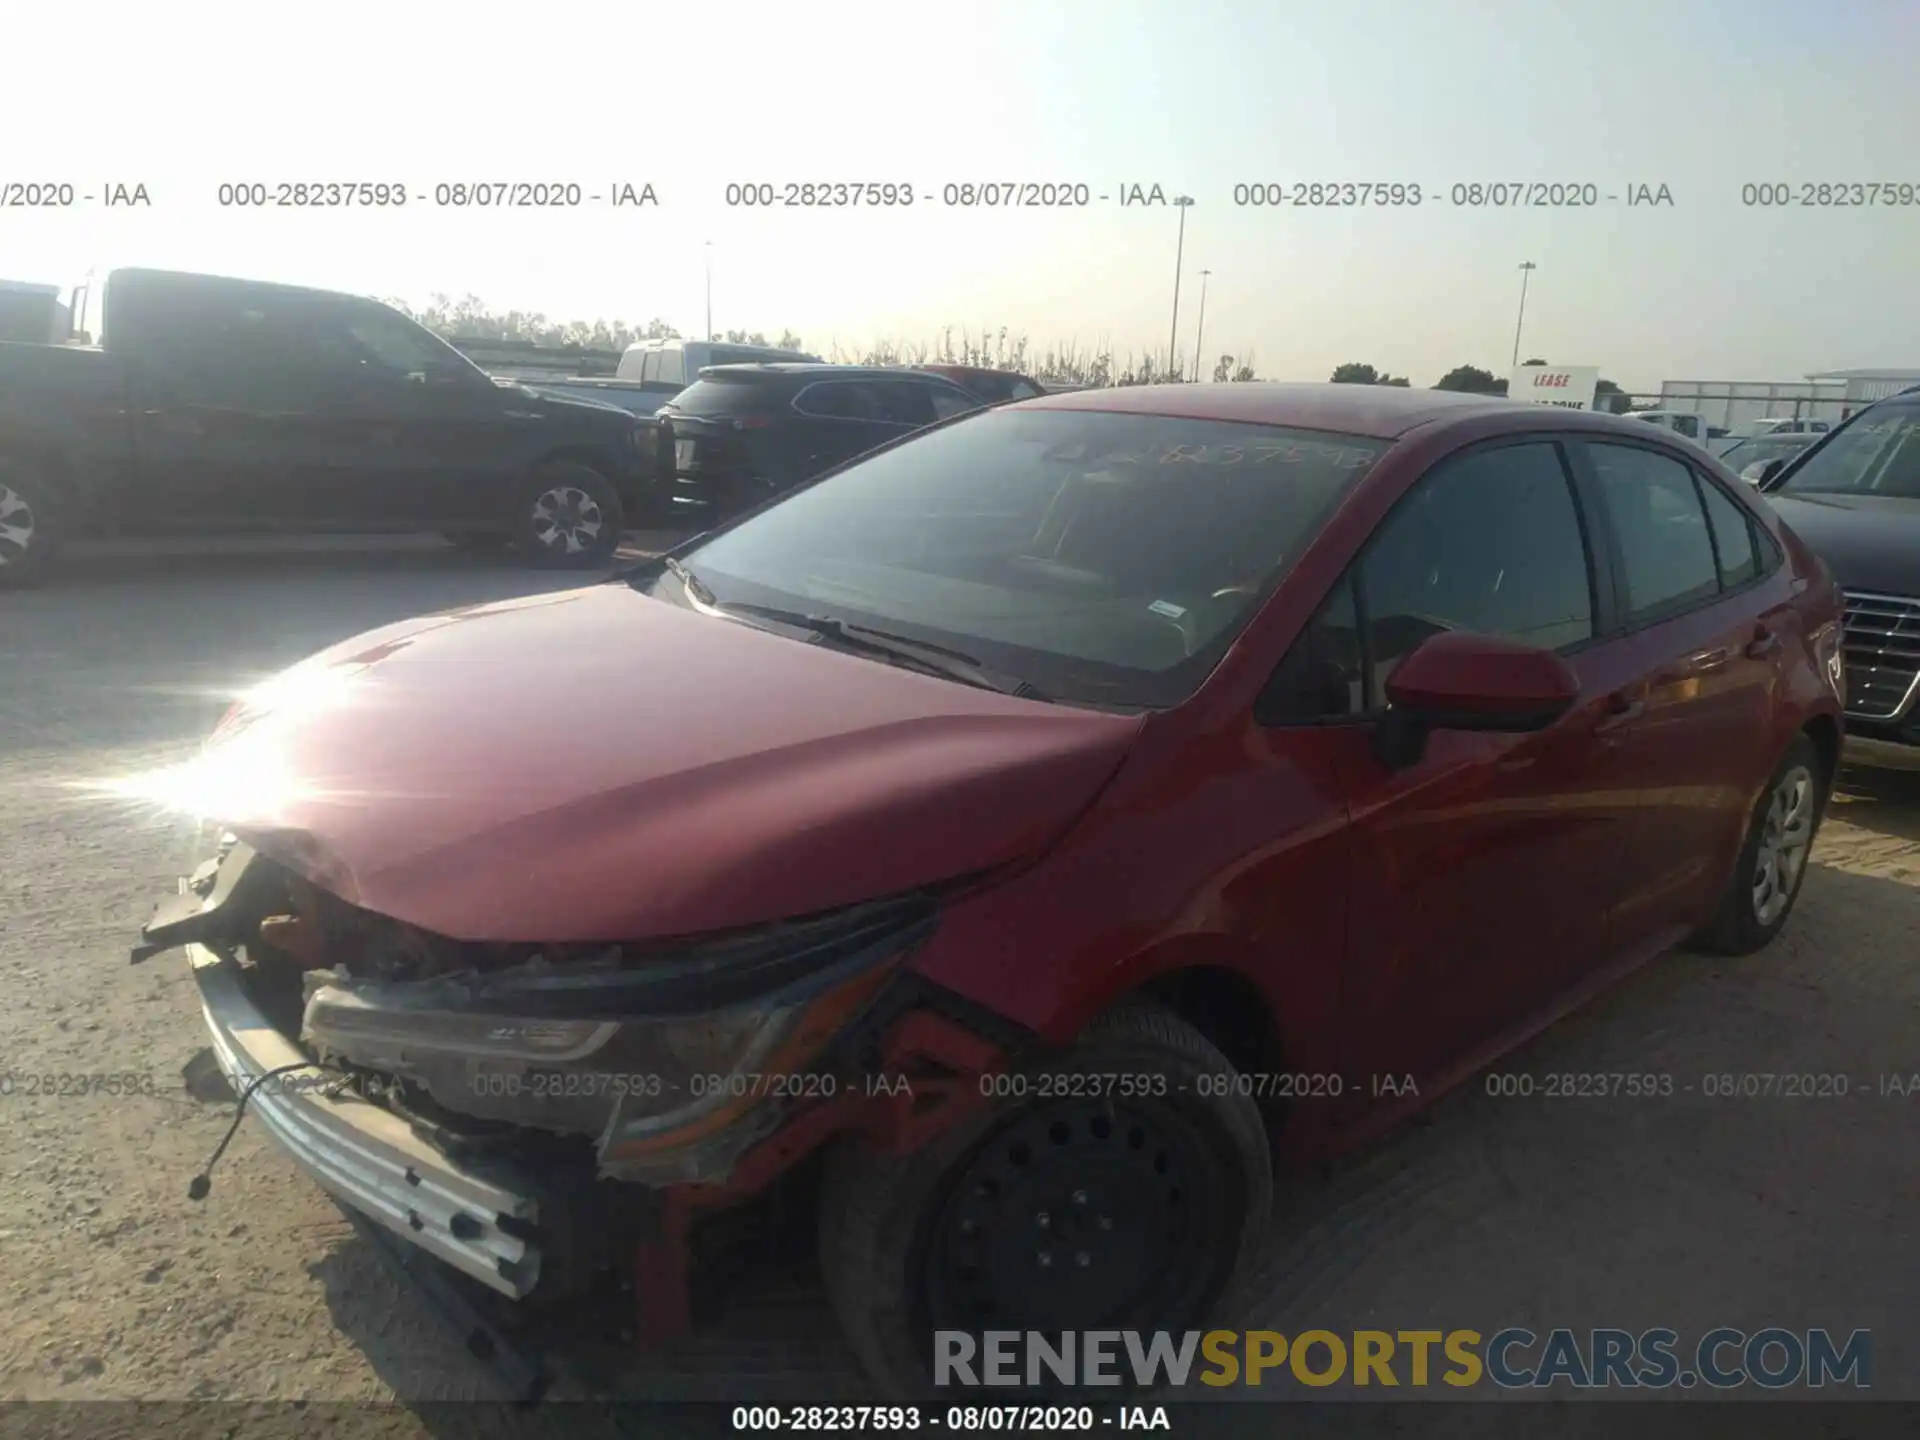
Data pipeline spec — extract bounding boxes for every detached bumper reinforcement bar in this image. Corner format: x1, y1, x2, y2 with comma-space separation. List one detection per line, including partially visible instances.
189, 942, 543, 1298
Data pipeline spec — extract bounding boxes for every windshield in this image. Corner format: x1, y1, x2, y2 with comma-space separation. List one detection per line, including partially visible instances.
1774, 404, 1920, 499
663, 408, 1387, 709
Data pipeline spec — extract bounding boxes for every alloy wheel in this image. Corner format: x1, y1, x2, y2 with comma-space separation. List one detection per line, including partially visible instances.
528, 485, 605, 556
0, 483, 36, 567
1751, 763, 1815, 927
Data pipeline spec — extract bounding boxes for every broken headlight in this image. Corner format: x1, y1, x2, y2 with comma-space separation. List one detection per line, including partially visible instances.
301, 895, 935, 1179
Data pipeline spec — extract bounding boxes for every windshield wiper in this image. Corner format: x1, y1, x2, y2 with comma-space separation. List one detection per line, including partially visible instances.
717, 603, 1048, 700
660, 556, 716, 605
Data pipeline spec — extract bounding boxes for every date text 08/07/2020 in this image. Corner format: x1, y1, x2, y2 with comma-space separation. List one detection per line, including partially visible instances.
729, 1405, 1168, 1433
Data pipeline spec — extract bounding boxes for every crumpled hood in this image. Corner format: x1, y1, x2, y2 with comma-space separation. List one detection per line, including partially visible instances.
185, 584, 1141, 942
1766, 492, 1920, 597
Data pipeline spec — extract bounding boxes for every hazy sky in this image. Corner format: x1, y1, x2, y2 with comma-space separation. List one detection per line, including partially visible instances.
4, 0, 1915, 390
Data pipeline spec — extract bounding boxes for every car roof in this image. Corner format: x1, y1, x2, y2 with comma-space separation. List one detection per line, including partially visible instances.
698, 362, 972, 383
110, 267, 375, 306
1014, 381, 1548, 439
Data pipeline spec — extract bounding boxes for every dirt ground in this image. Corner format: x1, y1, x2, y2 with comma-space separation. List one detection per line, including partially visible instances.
2, 538, 1916, 1415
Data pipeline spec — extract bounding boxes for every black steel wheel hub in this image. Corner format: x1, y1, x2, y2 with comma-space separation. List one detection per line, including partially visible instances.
921, 1098, 1233, 1334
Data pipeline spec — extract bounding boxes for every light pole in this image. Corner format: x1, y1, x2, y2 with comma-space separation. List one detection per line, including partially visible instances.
1510, 260, 1537, 369
1167, 196, 1194, 380
704, 241, 713, 341
1192, 269, 1211, 382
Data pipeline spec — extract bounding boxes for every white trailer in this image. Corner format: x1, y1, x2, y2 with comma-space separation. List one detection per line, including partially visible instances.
1656, 371, 1920, 433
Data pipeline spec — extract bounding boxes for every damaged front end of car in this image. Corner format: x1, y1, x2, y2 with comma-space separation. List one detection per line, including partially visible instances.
295, 882, 938, 1185
136, 835, 1018, 1335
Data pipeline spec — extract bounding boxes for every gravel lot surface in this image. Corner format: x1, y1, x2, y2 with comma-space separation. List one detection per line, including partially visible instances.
2, 537, 1915, 1426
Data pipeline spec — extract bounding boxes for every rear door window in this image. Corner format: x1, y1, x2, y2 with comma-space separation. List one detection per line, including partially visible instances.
651, 348, 685, 387
916, 383, 979, 422
1584, 443, 1721, 624
1695, 473, 1761, 589
150, 289, 336, 404
870, 382, 939, 426
795, 382, 882, 420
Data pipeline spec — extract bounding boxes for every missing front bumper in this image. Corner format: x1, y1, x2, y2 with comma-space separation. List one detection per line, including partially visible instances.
188, 941, 544, 1299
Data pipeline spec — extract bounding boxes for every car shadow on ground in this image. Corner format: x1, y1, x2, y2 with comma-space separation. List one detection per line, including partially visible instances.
1831, 763, 1920, 842
308, 1222, 867, 1408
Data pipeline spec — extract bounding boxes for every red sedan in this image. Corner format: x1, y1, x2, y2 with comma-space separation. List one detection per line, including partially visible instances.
138, 383, 1845, 1396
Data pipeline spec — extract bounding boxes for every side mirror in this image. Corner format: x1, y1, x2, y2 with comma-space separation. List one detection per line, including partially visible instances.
1741, 458, 1785, 487
1374, 631, 1582, 770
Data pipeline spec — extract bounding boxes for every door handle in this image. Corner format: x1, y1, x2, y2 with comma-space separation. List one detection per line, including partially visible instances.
1597, 691, 1644, 730
1745, 627, 1782, 660
1687, 648, 1730, 674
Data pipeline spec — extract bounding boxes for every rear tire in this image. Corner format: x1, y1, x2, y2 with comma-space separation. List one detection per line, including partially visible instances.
1692, 733, 1827, 956
512, 461, 624, 569
0, 461, 64, 588
819, 1001, 1271, 1399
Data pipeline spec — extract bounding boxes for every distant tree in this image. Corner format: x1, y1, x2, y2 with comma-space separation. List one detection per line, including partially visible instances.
392, 293, 1265, 390
1522, 357, 1548, 366
1212, 353, 1258, 382
391, 293, 678, 350
1433, 364, 1505, 394
1331, 362, 1409, 386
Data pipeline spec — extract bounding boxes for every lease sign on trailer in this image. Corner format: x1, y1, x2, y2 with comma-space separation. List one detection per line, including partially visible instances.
1511, 365, 1599, 410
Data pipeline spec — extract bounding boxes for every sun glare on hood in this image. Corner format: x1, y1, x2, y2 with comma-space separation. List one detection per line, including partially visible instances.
69, 660, 374, 826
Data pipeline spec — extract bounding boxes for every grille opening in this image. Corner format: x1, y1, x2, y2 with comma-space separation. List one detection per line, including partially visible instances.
1840, 590, 1920, 722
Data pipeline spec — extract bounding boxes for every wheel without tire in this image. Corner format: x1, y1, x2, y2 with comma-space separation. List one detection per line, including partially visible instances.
0, 461, 63, 587
512, 461, 624, 568
1692, 733, 1827, 955
819, 1001, 1272, 1398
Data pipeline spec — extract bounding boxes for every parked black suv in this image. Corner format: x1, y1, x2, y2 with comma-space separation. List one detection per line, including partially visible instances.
0, 269, 650, 584
1757, 387, 1920, 769
650, 364, 985, 519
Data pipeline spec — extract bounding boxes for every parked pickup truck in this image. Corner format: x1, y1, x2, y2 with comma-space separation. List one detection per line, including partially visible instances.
0, 279, 67, 344
0, 268, 654, 585
507, 337, 821, 417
